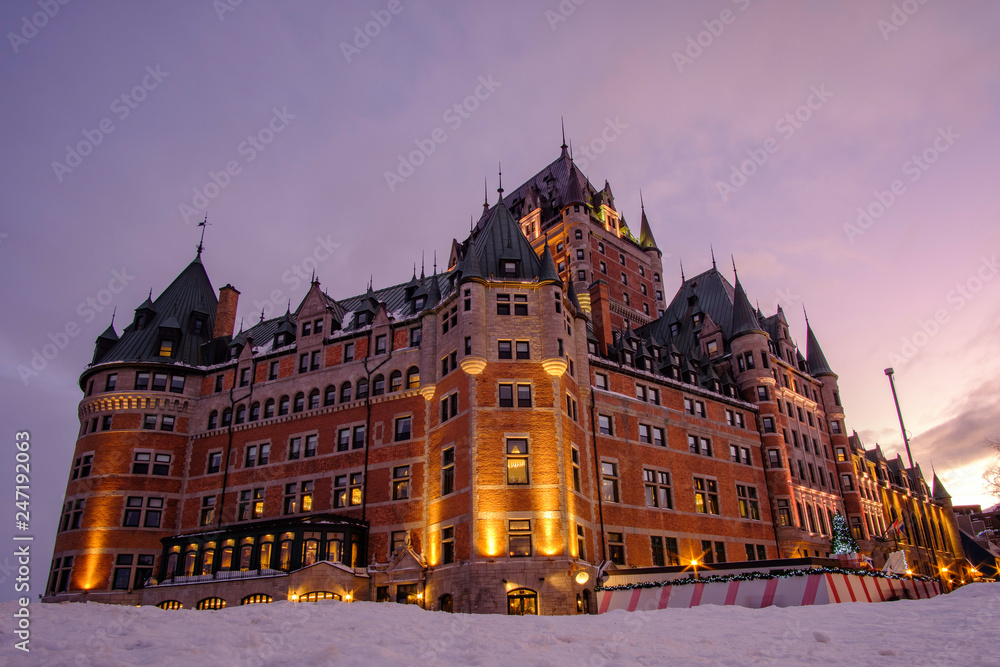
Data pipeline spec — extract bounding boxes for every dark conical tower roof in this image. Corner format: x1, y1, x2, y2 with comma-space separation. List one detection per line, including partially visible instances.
97, 322, 119, 343
731, 275, 762, 337
806, 322, 835, 376
932, 473, 952, 500
537, 239, 563, 286
563, 164, 588, 206
566, 277, 583, 313
638, 196, 659, 252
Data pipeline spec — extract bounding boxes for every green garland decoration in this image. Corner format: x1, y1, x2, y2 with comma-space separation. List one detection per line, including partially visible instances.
595, 566, 936, 592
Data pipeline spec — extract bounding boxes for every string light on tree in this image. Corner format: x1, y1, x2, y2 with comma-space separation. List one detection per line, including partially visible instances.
830, 512, 860, 555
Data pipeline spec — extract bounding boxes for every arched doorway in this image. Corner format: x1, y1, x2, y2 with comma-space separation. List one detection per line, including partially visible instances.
507, 588, 538, 615
439, 593, 453, 612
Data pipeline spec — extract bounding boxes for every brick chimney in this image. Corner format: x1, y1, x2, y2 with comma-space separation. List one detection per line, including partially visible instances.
213, 284, 240, 338
589, 280, 613, 355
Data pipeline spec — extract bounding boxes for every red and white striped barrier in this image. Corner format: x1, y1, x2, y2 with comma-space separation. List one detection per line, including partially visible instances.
597, 573, 941, 613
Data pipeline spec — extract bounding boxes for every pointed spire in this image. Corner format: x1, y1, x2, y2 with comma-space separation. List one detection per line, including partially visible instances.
110, 306, 116, 328
637, 191, 659, 252
805, 318, 835, 376
731, 272, 763, 337
711, 245, 717, 270
421, 252, 426, 280
497, 162, 504, 200
680, 259, 686, 282
260, 307, 265, 323
564, 164, 587, 206
566, 276, 583, 312
483, 178, 489, 213
560, 117, 569, 158
932, 473, 952, 500
196, 214, 211, 258
537, 235, 563, 286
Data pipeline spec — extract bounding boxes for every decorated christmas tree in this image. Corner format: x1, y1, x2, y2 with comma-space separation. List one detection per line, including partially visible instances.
830, 512, 860, 554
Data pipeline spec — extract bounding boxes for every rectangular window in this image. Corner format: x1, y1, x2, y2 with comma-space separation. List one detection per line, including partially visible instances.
516, 383, 532, 408
644, 469, 673, 509
214, 375, 224, 392
598, 414, 612, 435
441, 526, 455, 564
498, 340, 512, 359
152, 373, 168, 392
513, 295, 528, 316
509, 520, 532, 557
142, 414, 157, 430
392, 466, 410, 500
653, 427, 665, 447
694, 477, 720, 515
375, 335, 387, 355
134, 372, 149, 390
442, 447, 455, 496
159, 415, 175, 432
303, 434, 316, 457
289, 437, 302, 460
515, 340, 530, 359
506, 438, 529, 484
464, 336, 472, 356
737, 485, 761, 520
571, 447, 581, 492
353, 425, 365, 449
601, 461, 619, 502
105, 373, 118, 391
199, 496, 216, 526
394, 416, 412, 441
410, 327, 422, 347
638, 423, 651, 444
498, 383, 514, 408
595, 373, 608, 389
607, 532, 625, 565
344, 342, 355, 361
496, 294, 510, 315
131, 452, 150, 474
245, 445, 257, 468
207, 451, 221, 474
298, 354, 309, 373
101, 415, 112, 431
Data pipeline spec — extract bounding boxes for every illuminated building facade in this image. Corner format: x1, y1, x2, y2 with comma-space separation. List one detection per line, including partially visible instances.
46, 138, 965, 613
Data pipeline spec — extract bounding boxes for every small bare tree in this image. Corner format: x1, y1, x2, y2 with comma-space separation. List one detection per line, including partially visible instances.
984, 436, 1000, 500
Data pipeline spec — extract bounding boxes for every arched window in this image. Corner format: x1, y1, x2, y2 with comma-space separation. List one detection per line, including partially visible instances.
389, 370, 403, 392
507, 588, 538, 616
183, 545, 198, 576
208, 411, 218, 430
249, 402, 260, 421
157, 600, 183, 610
196, 597, 227, 610
241, 594, 272, 605
264, 399, 275, 419
278, 395, 290, 416
372, 374, 385, 396
221, 408, 232, 427
406, 366, 420, 389
300, 591, 341, 602
324, 385, 336, 406
200, 546, 215, 575
234, 404, 246, 424
340, 381, 352, 403
356, 378, 369, 399
293, 392, 305, 413
439, 593, 454, 613
308, 389, 320, 410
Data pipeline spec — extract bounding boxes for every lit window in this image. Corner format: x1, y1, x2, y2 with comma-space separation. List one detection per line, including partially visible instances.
506, 438, 529, 484
601, 461, 619, 502
509, 520, 531, 557
644, 469, 673, 509
392, 466, 410, 500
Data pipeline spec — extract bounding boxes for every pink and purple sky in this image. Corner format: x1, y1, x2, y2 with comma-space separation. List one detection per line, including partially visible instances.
1, 1, 998, 596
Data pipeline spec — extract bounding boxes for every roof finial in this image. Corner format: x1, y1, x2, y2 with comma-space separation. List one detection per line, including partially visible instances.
196, 214, 211, 257
110, 306, 116, 327
679, 259, 685, 282
710, 244, 717, 270
803, 304, 810, 325
483, 178, 489, 212
497, 162, 503, 198
260, 307, 265, 323
568, 138, 573, 159
148, 288, 153, 300
561, 117, 567, 149
421, 251, 425, 279
433, 250, 437, 275
640, 188, 645, 211
731, 254, 738, 280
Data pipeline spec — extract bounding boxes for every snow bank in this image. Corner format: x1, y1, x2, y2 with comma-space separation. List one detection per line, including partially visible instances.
1, 583, 996, 666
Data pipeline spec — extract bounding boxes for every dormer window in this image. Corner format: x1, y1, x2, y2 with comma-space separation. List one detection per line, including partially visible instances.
356, 312, 371, 326
275, 333, 286, 347
192, 317, 205, 335
414, 297, 426, 310
314, 318, 323, 335
669, 322, 680, 337
159, 340, 174, 357
692, 313, 702, 327
135, 313, 146, 330
502, 260, 518, 278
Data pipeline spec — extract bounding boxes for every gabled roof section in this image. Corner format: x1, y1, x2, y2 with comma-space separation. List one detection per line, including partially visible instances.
470, 198, 543, 281
806, 322, 836, 376
94, 255, 218, 366
642, 266, 736, 356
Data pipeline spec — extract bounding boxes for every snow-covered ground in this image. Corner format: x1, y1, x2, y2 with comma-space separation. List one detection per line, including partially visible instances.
1, 583, 996, 666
